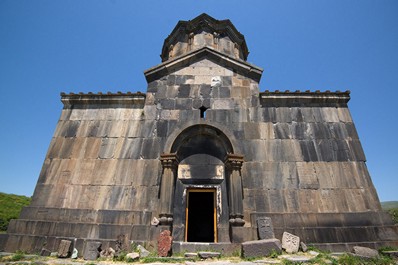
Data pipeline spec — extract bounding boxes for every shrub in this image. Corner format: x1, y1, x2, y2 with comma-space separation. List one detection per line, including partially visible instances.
0, 192, 31, 232
387, 208, 398, 224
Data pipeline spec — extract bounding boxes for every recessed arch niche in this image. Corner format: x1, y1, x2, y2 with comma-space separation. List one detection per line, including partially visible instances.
158, 124, 245, 243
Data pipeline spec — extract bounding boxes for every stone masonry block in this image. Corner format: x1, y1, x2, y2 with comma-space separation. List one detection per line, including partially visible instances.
241, 239, 282, 258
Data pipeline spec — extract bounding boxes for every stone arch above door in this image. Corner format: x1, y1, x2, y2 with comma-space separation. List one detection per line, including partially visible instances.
163, 121, 243, 157
158, 124, 246, 231
171, 124, 234, 161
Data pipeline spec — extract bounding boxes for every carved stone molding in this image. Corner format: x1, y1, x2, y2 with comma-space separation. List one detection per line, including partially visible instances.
160, 153, 179, 169
224, 154, 244, 171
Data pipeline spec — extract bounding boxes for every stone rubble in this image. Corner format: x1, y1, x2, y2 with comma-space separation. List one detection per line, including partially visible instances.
99, 247, 115, 259
137, 244, 150, 258
300, 241, 308, 252
241, 238, 282, 258
82, 241, 101, 261
71, 248, 78, 259
125, 252, 140, 261
0, 247, 397, 265
40, 248, 51, 256
57, 240, 72, 258
353, 245, 379, 259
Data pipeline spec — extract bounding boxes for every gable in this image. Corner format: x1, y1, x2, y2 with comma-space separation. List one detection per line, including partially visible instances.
144, 47, 263, 83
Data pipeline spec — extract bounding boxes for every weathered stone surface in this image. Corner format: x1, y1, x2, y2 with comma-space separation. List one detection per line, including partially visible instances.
198, 251, 221, 259
5, 13, 398, 256
137, 245, 150, 258
71, 248, 78, 259
115, 234, 128, 254
241, 238, 282, 258
309, 250, 319, 256
100, 247, 115, 259
353, 246, 379, 259
300, 242, 308, 252
40, 248, 51, 256
157, 230, 172, 257
57, 240, 72, 258
257, 217, 275, 240
381, 250, 398, 259
280, 254, 313, 263
126, 252, 140, 261
151, 217, 160, 226
282, 232, 300, 254
184, 252, 198, 258
83, 241, 101, 260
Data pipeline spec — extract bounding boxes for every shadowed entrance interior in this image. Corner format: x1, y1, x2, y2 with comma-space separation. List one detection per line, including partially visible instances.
186, 189, 216, 242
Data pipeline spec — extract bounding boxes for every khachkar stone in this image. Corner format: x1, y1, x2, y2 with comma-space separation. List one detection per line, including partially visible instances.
3, 12, 398, 255
257, 217, 275, 240
157, 230, 172, 257
282, 232, 300, 254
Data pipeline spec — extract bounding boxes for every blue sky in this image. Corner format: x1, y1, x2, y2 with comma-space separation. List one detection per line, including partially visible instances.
0, 0, 397, 201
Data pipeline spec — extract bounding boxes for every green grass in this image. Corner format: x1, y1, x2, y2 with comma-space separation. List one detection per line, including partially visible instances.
0, 192, 31, 231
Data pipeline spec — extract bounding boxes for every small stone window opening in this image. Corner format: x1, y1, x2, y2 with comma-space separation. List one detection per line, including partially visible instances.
199, 106, 208, 119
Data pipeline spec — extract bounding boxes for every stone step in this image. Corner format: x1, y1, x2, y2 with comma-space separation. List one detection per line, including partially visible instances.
310, 241, 398, 252
19, 206, 152, 225
7, 219, 169, 242
197, 251, 221, 259
172, 242, 240, 256
272, 225, 398, 244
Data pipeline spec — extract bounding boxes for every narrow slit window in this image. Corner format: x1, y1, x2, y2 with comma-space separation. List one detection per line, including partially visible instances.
199, 106, 208, 119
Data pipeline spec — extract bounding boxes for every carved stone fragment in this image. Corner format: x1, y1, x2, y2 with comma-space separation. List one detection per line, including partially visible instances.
83, 241, 101, 261
282, 232, 300, 254
157, 230, 172, 257
257, 217, 275, 240
57, 240, 72, 258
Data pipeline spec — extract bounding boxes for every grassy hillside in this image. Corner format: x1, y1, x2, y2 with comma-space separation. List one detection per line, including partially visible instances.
0, 192, 31, 232
381, 201, 398, 210
381, 201, 398, 224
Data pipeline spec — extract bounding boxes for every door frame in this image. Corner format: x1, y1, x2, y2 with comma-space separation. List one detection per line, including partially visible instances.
185, 188, 218, 242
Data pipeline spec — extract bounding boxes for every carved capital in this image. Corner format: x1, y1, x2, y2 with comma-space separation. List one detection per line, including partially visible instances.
159, 213, 174, 225
224, 154, 244, 171
160, 153, 179, 169
229, 214, 245, 226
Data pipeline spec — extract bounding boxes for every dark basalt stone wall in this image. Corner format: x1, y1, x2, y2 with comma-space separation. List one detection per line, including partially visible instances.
4, 14, 398, 254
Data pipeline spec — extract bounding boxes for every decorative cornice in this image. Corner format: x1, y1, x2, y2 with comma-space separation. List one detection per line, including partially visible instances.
260, 90, 350, 107
60, 91, 146, 108
145, 46, 263, 83
162, 13, 249, 61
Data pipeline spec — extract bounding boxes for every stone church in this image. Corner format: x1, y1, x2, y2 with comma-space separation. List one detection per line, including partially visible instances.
3, 13, 398, 254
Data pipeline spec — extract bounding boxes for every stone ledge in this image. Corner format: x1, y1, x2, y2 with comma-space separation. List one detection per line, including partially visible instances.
60, 92, 146, 108
260, 90, 350, 107
172, 242, 240, 255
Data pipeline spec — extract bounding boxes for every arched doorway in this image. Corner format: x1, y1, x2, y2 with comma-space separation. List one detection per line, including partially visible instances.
158, 124, 245, 243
